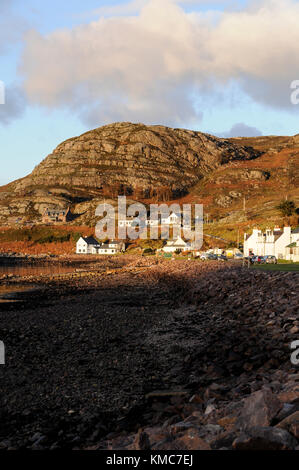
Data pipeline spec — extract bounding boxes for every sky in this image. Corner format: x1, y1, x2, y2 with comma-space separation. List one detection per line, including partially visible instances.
0, 0, 299, 185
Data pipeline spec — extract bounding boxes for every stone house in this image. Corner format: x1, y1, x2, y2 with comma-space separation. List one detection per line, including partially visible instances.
42, 207, 71, 224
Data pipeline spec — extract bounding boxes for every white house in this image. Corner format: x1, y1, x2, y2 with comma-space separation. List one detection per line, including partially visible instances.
76, 237, 125, 255
244, 226, 299, 259
76, 237, 101, 254
285, 228, 299, 261
161, 212, 181, 226
285, 241, 299, 262
98, 240, 126, 255
163, 236, 191, 253
118, 217, 139, 228
145, 219, 159, 227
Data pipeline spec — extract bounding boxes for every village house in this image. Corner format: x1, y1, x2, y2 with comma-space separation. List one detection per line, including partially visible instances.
117, 212, 192, 229
42, 207, 71, 224
244, 226, 299, 259
76, 237, 125, 255
145, 218, 159, 227
161, 212, 181, 226
118, 216, 160, 228
285, 241, 299, 262
76, 237, 101, 254
97, 240, 126, 255
285, 228, 299, 261
162, 236, 191, 253
118, 216, 146, 228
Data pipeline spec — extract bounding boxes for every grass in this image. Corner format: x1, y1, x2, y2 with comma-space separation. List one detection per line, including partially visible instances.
251, 263, 299, 272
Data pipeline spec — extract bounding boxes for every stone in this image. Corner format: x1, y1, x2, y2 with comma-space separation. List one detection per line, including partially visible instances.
278, 387, 299, 404
236, 388, 282, 431
233, 426, 298, 450
174, 428, 211, 450
205, 404, 216, 416
276, 411, 299, 433
131, 429, 151, 450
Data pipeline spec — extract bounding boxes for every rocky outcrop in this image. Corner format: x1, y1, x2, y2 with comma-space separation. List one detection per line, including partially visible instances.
215, 169, 270, 185
2, 122, 299, 224
0, 122, 261, 223
18, 123, 260, 193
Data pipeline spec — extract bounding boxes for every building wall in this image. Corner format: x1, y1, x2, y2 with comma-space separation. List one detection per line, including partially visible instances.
244, 227, 294, 259
76, 241, 88, 254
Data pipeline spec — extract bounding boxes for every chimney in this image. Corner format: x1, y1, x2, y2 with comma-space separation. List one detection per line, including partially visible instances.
283, 226, 291, 238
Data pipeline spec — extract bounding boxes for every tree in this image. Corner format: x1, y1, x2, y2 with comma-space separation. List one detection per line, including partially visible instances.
276, 200, 296, 217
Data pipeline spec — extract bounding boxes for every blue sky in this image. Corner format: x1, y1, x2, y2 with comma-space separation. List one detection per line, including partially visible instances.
0, 0, 299, 185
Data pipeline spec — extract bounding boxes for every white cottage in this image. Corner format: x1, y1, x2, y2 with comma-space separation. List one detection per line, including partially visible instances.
161, 212, 181, 226
244, 226, 299, 259
98, 240, 126, 255
163, 236, 191, 253
285, 228, 299, 261
118, 217, 138, 228
76, 237, 100, 254
76, 237, 125, 255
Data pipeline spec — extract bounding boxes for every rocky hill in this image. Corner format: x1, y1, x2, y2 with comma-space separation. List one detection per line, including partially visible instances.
0, 122, 299, 225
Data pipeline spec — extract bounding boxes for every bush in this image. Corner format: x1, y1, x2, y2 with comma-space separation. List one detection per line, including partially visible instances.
276, 200, 296, 217
143, 248, 154, 254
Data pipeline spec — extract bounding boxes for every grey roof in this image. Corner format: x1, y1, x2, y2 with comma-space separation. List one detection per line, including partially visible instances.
82, 237, 100, 245
99, 244, 118, 249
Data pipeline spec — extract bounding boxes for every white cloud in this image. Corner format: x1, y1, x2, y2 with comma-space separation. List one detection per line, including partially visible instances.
20, 0, 299, 127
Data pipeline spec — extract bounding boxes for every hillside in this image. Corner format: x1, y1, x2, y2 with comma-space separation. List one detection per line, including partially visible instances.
192, 134, 299, 224
0, 122, 299, 226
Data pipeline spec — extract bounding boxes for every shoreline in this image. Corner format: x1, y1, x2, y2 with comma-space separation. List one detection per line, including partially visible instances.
0, 259, 298, 450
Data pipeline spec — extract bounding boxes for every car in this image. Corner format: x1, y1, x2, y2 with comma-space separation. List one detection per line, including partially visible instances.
200, 253, 218, 260
263, 255, 277, 264
217, 254, 227, 261
234, 253, 243, 259
252, 255, 265, 264
207, 253, 218, 260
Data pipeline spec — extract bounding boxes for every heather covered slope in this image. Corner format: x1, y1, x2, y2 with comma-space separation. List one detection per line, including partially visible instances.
192, 134, 299, 223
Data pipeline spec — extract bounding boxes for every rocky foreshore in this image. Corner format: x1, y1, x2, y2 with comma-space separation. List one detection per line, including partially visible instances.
0, 259, 298, 450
